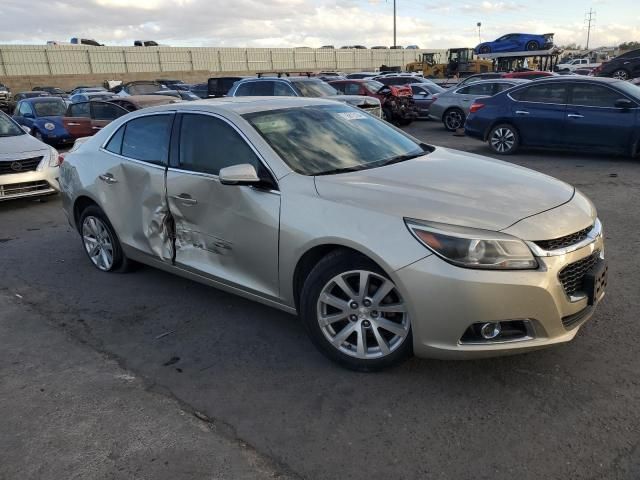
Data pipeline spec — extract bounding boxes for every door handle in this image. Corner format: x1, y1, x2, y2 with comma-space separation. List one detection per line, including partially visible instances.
98, 173, 118, 184
567, 113, 584, 119
515, 110, 530, 115
67, 122, 82, 126
170, 194, 197, 205
92, 126, 102, 130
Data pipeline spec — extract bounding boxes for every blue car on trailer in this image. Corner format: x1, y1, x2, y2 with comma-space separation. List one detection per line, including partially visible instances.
464, 76, 640, 156
12, 97, 77, 146
475, 33, 554, 55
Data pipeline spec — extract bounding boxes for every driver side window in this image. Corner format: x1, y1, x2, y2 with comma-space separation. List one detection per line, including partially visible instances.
18, 103, 33, 117
178, 114, 261, 176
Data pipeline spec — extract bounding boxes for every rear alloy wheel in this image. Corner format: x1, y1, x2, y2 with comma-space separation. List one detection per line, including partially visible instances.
79, 205, 135, 273
526, 41, 539, 51
612, 69, 630, 80
300, 251, 412, 371
489, 124, 520, 155
443, 108, 465, 131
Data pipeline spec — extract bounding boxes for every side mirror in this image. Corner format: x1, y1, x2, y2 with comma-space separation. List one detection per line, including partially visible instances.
219, 164, 261, 186
21, 126, 31, 134
615, 98, 634, 109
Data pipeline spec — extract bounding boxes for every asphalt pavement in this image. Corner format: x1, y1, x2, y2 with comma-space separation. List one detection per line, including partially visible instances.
1, 121, 638, 479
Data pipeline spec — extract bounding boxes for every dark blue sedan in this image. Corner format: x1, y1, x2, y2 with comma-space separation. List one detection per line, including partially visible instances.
465, 77, 640, 156
475, 33, 554, 54
12, 97, 75, 146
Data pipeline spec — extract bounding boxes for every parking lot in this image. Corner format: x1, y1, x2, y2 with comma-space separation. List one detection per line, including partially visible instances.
1, 119, 639, 479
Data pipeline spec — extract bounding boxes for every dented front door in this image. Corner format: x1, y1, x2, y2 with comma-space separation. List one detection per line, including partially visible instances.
165, 112, 280, 299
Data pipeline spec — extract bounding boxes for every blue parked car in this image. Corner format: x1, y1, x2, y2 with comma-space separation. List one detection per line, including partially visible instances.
13, 97, 76, 145
475, 33, 554, 55
464, 77, 640, 156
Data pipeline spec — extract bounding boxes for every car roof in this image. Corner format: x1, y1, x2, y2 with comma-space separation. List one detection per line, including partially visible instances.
459, 78, 530, 85
532, 76, 623, 84
21, 96, 66, 103
127, 96, 344, 115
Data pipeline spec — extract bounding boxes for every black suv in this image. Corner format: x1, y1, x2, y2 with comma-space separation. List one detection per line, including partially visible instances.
596, 49, 640, 80
207, 77, 245, 97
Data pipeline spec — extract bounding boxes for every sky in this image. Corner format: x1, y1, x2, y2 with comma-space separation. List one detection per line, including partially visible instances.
2, 0, 638, 49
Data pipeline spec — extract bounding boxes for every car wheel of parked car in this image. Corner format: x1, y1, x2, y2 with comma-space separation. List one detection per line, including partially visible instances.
526, 41, 539, 51
612, 69, 630, 80
479, 45, 491, 54
397, 118, 413, 126
300, 250, 413, 371
79, 205, 134, 273
488, 124, 520, 155
443, 109, 465, 131
33, 130, 43, 141
382, 108, 394, 123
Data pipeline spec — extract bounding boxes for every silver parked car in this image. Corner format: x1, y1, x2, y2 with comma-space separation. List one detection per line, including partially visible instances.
429, 79, 530, 131
59, 98, 606, 371
0, 111, 61, 201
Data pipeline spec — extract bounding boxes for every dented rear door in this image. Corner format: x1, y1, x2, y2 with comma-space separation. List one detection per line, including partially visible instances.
95, 112, 175, 262
166, 112, 281, 299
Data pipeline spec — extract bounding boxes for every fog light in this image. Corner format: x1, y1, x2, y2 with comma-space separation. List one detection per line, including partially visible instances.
480, 322, 502, 340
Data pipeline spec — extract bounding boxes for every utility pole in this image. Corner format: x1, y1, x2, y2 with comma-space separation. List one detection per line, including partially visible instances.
385, 0, 397, 48
585, 8, 595, 50
477, 22, 482, 43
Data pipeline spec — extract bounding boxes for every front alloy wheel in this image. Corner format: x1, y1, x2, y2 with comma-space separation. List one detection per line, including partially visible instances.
612, 69, 629, 80
317, 270, 409, 360
489, 124, 519, 154
443, 109, 465, 131
82, 216, 115, 271
300, 251, 412, 371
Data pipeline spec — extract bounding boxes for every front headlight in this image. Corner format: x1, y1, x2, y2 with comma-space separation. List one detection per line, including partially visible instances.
405, 219, 538, 270
44, 122, 56, 131
48, 146, 61, 167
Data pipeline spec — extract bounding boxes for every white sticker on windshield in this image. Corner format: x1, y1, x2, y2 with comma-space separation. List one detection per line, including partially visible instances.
337, 111, 367, 120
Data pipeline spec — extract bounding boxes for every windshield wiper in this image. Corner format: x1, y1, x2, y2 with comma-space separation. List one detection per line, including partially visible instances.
376, 151, 425, 167
314, 165, 371, 176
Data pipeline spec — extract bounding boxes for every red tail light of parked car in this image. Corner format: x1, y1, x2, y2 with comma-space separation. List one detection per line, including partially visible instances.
469, 102, 485, 113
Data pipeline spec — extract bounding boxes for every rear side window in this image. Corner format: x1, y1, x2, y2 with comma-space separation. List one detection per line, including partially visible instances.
68, 102, 90, 117
511, 84, 567, 103
234, 82, 255, 96
120, 114, 173, 164
570, 84, 626, 108
178, 114, 260, 176
458, 83, 494, 95
494, 82, 516, 93
92, 102, 126, 121
105, 125, 125, 155
274, 82, 296, 96
343, 83, 362, 95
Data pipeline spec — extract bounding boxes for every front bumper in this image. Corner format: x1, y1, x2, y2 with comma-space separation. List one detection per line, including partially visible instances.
0, 166, 60, 201
393, 233, 604, 359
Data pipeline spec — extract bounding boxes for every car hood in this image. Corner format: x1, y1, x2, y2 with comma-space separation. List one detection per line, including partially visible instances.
314, 146, 575, 233
0, 134, 49, 160
34, 116, 64, 125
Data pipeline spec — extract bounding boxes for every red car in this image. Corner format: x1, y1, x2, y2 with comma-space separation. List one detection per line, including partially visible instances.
328, 79, 418, 125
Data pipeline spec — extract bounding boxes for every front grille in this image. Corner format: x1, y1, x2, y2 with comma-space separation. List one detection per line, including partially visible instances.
0, 156, 43, 175
534, 224, 593, 251
0, 180, 51, 198
558, 250, 600, 297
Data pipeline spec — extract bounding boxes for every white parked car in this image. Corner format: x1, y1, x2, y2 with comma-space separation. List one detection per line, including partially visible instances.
0, 111, 61, 201
555, 57, 601, 72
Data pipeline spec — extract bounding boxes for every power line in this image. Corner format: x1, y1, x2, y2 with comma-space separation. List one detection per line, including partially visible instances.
585, 8, 596, 49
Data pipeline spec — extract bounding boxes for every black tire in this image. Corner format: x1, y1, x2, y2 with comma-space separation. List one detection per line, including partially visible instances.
612, 69, 630, 80
525, 41, 539, 51
78, 205, 136, 273
443, 108, 465, 131
397, 118, 413, 126
382, 108, 394, 123
479, 45, 491, 54
299, 250, 413, 371
488, 123, 520, 155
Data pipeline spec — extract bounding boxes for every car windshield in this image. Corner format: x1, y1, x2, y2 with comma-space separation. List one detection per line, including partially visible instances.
33, 100, 67, 117
364, 80, 384, 94
614, 81, 640, 99
293, 80, 339, 97
0, 113, 24, 137
244, 104, 427, 176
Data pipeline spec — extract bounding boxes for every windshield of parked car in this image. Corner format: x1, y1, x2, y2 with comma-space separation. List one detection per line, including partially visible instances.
0, 112, 24, 137
33, 100, 67, 117
128, 83, 164, 95
244, 104, 427, 176
364, 80, 384, 94
293, 80, 339, 97
614, 80, 640, 99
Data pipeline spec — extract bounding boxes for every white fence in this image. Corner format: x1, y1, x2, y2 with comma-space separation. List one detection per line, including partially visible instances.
0, 45, 446, 76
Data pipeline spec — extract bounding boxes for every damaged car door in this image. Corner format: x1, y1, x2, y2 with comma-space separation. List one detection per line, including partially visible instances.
166, 112, 281, 299
99, 112, 175, 260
